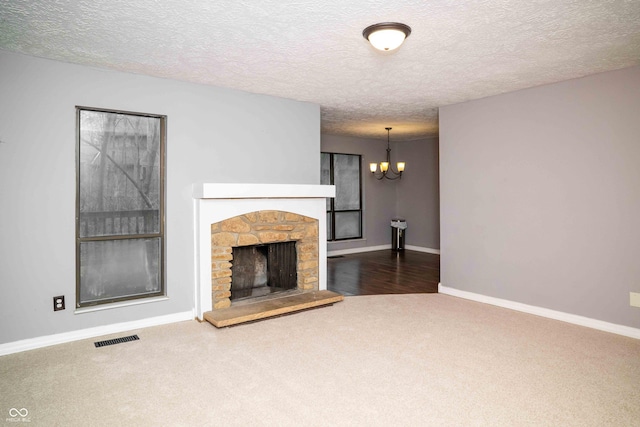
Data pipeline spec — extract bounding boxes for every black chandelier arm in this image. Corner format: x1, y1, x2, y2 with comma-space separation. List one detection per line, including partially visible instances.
384, 141, 403, 176
371, 170, 403, 180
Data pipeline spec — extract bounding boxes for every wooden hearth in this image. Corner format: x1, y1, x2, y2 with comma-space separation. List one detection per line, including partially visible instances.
204, 290, 344, 327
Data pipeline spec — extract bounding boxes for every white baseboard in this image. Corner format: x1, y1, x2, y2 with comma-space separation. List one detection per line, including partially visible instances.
328, 245, 390, 257
438, 284, 640, 340
405, 245, 440, 254
328, 245, 440, 257
0, 311, 194, 356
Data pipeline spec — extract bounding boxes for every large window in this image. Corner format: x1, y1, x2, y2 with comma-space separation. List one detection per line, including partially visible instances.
321, 152, 362, 241
76, 107, 166, 307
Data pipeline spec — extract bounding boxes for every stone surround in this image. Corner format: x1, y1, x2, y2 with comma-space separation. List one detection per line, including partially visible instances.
210, 210, 319, 309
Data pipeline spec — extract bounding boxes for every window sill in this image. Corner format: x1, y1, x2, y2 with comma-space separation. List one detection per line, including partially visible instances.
328, 238, 367, 244
74, 296, 169, 314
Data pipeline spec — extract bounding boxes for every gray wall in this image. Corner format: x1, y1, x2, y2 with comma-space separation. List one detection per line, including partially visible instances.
397, 137, 440, 250
0, 50, 320, 344
440, 66, 640, 328
321, 134, 440, 252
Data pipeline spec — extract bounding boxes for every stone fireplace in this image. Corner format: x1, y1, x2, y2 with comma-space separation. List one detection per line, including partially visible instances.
210, 210, 319, 309
193, 183, 335, 320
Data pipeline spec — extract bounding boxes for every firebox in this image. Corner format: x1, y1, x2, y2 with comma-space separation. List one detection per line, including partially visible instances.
230, 241, 297, 301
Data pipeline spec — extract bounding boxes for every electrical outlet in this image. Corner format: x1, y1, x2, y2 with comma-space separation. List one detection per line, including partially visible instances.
631, 292, 640, 308
53, 296, 65, 311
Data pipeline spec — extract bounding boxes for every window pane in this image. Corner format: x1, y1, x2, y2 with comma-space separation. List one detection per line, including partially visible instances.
321, 152, 362, 241
335, 211, 361, 240
79, 110, 161, 237
79, 238, 161, 304
321, 152, 331, 185
77, 108, 165, 308
334, 154, 360, 210
321, 152, 331, 211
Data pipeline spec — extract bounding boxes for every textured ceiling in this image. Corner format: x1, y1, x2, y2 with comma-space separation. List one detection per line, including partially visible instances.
1, 0, 639, 140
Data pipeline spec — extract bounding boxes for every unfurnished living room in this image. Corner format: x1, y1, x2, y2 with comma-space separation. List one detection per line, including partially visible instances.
1, 1, 639, 425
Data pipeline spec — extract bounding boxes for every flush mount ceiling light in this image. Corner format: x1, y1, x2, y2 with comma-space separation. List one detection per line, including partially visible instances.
363, 22, 412, 51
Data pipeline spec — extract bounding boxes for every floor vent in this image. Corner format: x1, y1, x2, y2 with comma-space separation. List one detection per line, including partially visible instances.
94, 334, 139, 348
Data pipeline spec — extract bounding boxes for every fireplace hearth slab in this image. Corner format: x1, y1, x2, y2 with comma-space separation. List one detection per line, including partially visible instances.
203, 290, 344, 328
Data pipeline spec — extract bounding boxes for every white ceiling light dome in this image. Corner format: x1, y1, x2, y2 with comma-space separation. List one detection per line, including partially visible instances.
363, 22, 412, 51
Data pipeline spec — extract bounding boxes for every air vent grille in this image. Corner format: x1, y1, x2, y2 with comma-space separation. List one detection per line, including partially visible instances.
94, 334, 139, 348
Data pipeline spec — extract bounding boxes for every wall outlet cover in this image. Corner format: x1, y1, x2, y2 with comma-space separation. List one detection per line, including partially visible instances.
53, 296, 65, 311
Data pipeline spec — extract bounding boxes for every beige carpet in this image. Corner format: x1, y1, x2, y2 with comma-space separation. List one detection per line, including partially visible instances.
1, 294, 639, 426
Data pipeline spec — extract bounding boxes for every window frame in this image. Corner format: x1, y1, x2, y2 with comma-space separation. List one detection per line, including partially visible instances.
321, 152, 363, 241
75, 106, 166, 308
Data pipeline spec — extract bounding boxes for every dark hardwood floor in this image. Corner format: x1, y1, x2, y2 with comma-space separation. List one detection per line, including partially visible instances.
327, 250, 440, 296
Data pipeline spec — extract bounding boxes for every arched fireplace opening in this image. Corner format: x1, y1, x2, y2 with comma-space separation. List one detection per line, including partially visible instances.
230, 241, 297, 301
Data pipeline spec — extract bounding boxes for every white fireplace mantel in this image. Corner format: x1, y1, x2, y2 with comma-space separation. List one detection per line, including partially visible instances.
193, 183, 335, 200
192, 183, 335, 319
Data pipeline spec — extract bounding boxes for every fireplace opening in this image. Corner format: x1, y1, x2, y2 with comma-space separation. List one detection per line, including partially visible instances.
230, 241, 298, 301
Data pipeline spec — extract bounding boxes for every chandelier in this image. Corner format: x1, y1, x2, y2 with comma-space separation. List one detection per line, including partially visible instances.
370, 127, 405, 180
